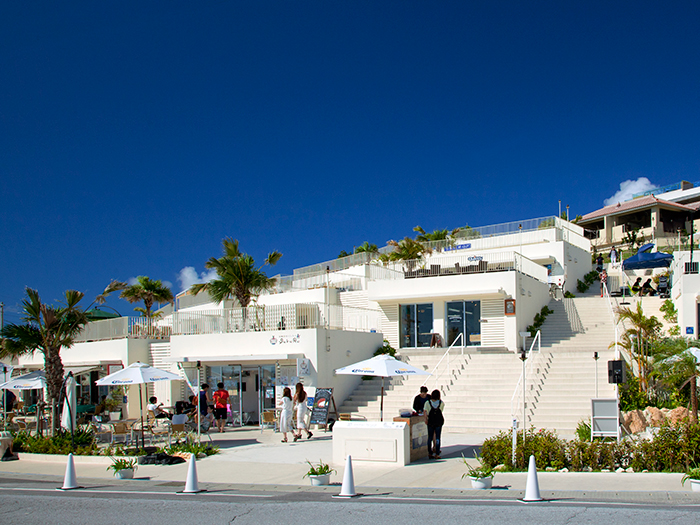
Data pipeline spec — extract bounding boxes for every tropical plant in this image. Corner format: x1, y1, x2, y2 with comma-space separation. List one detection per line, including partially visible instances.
654, 338, 699, 424
107, 456, 138, 473
1, 289, 92, 433
164, 440, 219, 457
337, 250, 351, 258
461, 453, 494, 479
623, 227, 645, 251
538, 218, 556, 229
373, 339, 397, 357
190, 238, 282, 307
682, 466, 700, 485
453, 224, 481, 240
355, 241, 378, 254
660, 300, 679, 337
617, 302, 663, 392
107, 276, 174, 318
378, 237, 431, 268
413, 226, 454, 242
303, 459, 336, 477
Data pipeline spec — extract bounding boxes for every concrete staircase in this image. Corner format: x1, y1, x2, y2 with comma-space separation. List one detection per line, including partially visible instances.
337, 288, 625, 438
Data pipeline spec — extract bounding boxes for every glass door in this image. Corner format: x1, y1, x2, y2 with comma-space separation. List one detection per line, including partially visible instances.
258, 365, 276, 428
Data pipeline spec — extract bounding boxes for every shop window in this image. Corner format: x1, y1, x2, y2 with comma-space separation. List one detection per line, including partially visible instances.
399, 303, 433, 348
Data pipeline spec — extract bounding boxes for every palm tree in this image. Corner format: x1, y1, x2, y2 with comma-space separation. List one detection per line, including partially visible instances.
0, 289, 89, 433
355, 241, 378, 254
190, 237, 282, 307
109, 276, 174, 318
617, 302, 662, 392
413, 226, 452, 242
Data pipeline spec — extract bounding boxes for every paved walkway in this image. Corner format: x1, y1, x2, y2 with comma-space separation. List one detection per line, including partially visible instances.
0, 427, 696, 502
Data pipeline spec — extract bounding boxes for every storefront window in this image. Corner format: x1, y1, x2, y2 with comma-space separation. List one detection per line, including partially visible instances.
399, 303, 433, 348
446, 301, 481, 346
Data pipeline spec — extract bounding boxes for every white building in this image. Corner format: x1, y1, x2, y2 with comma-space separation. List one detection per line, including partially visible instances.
14, 216, 594, 426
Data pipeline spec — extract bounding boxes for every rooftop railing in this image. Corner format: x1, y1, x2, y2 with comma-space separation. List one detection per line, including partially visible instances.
171, 303, 381, 336
75, 317, 172, 342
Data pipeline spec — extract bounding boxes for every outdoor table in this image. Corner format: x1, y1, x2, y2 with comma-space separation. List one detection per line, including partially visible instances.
76, 404, 96, 414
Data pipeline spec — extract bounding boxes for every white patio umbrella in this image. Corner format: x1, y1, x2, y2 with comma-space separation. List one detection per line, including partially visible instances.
95, 362, 181, 448
0, 363, 13, 427
335, 354, 430, 421
60, 374, 77, 433
0, 370, 47, 433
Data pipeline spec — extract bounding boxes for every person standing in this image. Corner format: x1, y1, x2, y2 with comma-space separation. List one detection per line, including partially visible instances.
198, 383, 212, 424
293, 382, 313, 441
595, 254, 604, 272
413, 386, 430, 414
600, 269, 607, 297
424, 389, 445, 460
280, 387, 293, 443
609, 246, 618, 264
212, 382, 230, 433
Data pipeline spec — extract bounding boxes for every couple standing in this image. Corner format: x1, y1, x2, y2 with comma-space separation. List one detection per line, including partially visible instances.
280, 382, 313, 442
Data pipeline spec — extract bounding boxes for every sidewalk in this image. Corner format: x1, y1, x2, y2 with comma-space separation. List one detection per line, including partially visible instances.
0, 426, 695, 500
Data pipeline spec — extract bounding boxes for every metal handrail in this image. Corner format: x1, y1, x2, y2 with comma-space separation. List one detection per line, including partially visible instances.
417, 333, 464, 393
510, 331, 542, 419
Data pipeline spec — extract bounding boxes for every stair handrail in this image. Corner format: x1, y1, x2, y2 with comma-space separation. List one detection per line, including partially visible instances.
510, 330, 542, 420
417, 333, 464, 394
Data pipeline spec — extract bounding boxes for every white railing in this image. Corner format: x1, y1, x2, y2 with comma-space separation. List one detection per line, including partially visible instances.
416, 333, 465, 393
516, 253, 549, 283
75, 317, 172, 342
510, 331, 542, 425
171, 303, 381, 335
605, 283, 638, 377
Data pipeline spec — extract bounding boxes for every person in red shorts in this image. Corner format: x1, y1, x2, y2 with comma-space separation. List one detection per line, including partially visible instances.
212, 382, 230, 433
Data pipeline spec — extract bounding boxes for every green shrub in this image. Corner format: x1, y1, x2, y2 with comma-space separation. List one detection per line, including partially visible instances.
164, 440, 219, 457
481, 422, 700, 472
526, 306, 554, 336
12, 429, 99, 456
374, 339, 397, 357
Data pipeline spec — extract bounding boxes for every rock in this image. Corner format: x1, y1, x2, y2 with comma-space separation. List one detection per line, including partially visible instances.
545, 467, 555, 472
602, 469, 611, 472
624, 409, 647, 433
582, 466, 592, 472
616, 467, 625, 473
493, 464, 507, 471
668, 407, 690, 425
558, 468, 569, 473
644, 406, 665, 427
642, 469, 649, 473
626, 467, 634, 473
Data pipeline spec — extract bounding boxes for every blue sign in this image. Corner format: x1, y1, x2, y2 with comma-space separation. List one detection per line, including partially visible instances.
445, 243, 471, 252
687, 327, 695, 335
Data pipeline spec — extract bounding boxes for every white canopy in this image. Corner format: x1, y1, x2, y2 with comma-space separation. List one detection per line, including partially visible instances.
335, 354, 430, 378
0, 370, 47, 390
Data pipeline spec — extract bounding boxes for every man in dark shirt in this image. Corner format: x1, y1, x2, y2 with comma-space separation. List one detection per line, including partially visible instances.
413, 386, 430, 414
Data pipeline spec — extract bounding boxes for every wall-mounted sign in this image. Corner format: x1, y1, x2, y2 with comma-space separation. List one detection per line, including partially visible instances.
107, 364, 124, 375
297, 358, 311, 377
445, 243, 472, 252
270, 334, 301, 345
505, 299, 516, 315
687, 327, 695, 335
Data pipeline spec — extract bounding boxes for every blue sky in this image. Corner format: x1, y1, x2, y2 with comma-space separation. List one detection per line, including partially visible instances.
2, 2, 699, 322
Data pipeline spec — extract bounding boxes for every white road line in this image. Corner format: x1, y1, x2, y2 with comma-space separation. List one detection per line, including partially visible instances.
0, 487, 273, 498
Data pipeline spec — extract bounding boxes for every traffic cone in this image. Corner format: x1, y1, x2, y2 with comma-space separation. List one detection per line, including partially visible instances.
335, 455, 359, 498
58, 453, 82, 490
522, 454, 543, 501
181, 454, 205, 493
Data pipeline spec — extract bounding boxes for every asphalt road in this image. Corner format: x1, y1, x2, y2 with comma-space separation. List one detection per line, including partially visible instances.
2, 486, 700, 525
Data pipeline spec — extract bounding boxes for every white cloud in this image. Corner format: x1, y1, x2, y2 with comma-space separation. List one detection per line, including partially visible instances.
177, 266, 217, 291
126, 276, 139, 285
603, 177, 657, 207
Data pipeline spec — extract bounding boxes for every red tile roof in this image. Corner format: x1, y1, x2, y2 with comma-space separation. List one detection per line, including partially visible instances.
580, 196, 695, 223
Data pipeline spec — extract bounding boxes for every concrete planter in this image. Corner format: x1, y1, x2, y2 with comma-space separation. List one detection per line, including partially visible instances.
470, 476, 493, 490
114, 468, 134, 479
308, 473, 331, 486
690, 479, 700, 492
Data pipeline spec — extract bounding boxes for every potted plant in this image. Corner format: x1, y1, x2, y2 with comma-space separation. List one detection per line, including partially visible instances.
682, 466, 700, 492
461, 453, 494, 490
104, 387, 123, 420
107, 457, 138, 479
303, 459, 336, 486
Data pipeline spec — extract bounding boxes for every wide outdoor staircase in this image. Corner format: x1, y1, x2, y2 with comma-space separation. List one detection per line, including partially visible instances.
337, 288, 624, 438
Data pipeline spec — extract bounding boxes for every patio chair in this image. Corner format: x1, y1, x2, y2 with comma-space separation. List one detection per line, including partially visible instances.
260, 410, 277, 432
111, 422, 131, 446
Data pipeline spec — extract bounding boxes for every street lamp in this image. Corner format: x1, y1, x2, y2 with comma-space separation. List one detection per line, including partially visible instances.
593, 351, 599, 398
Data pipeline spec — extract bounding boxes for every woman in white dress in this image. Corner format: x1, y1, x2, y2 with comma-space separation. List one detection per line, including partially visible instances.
280, 387, 293, 443
293, 382, 313, 441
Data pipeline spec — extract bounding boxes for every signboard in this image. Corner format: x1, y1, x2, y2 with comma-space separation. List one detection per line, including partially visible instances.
297, 358, 311, 377
591, 398, 620, 440
309, 387, 333, 426
505, 299, 516, 315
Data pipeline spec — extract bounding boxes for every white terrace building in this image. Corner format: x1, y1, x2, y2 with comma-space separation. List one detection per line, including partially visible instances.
15, 216, 593, 428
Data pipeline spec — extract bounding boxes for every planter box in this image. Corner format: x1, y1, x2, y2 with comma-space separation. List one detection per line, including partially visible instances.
308, 473, 331, 486
470, 476, 493, 490
690, 479, 700, 492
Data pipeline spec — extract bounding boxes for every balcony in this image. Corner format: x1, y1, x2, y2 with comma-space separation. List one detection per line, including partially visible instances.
171, 303, 381, 336
75, 317, 172, 342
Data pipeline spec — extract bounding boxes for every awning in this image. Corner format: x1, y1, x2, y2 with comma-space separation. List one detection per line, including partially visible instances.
64, 365, 103, 377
